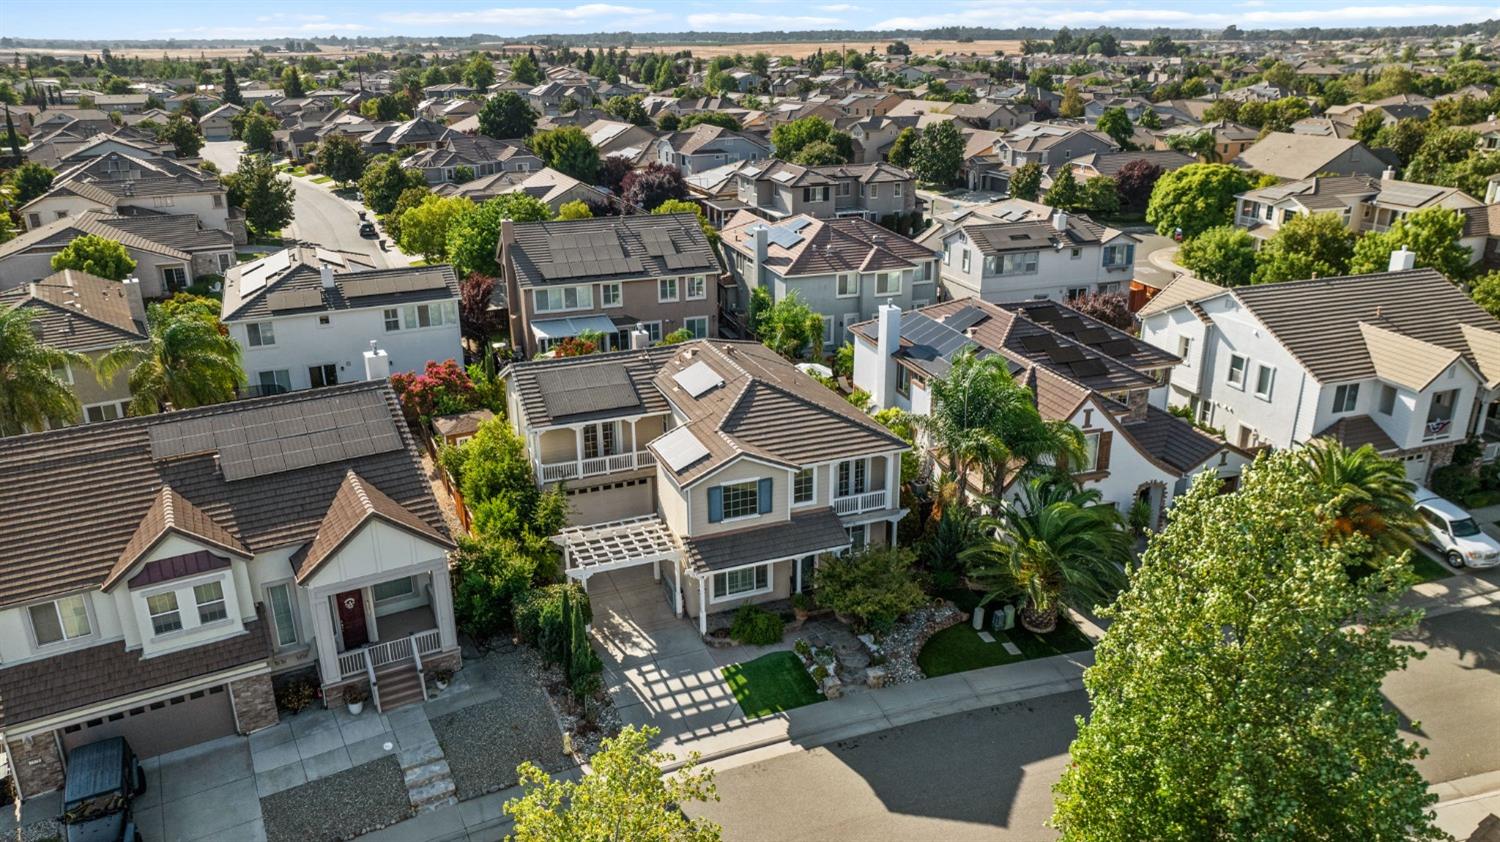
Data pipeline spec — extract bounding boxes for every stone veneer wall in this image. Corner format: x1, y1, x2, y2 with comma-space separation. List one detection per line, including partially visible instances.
229, 673, 280, 734
5, 733, 64, 796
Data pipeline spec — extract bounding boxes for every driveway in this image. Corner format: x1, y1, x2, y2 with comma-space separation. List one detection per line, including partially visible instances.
134, 735, 265, 842
589, 566, 746, 743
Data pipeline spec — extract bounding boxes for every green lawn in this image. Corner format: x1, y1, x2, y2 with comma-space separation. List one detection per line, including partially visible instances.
1407, 547, 1455, 583
721, 651, 824, 718
917, 617, 1094, 679
310, 175, 332, 184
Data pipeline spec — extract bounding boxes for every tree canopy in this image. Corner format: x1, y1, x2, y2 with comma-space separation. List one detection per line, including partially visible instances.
750, 289, 823, 360
1146, 163, 1253, 239
1348, 206, 1471, 280
225, 153, 295, 236
0, 308, 89, 436
911, 119, 964, 186
360, 154, 428, 216
446, 193, 553, 278
477, 91, 538, 140
1251, 212, 1355, 284
98, 297, 243, 414
397, 195, 473, 262
530, 126, 601, 183
771, 116, 852, 164
1178, 224, 1258, 287
314, 133, 367, 186
50, 234, 136, 280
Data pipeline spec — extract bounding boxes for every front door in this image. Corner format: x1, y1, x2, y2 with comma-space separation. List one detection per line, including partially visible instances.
336, 589, 368, 649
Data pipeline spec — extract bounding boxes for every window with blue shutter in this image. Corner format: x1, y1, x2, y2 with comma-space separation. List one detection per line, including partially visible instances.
757, 478, 773, 514
708, 486, 724, 523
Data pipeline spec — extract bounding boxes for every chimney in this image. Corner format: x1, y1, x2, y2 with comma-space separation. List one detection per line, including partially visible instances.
630, 324, 650, 350
1052, 210, 1068, 232
362, 340, 391, 381
499, 218, 515, 264
1388, 245, 1417, 272
120, 276, 146, 326
872, 302, 901, 409
750, 225, 769, 290
320, 263, 336, 289
1381, 166, 1396, 181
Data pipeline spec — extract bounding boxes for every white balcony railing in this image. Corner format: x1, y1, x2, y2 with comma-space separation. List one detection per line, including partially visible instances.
833, 489, 891, 516
338, 628, 443, 679
538, 450, 656, 483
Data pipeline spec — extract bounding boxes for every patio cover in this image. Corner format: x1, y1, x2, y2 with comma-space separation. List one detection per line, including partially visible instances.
553, 514, 681, 578
530, 314, 619, 341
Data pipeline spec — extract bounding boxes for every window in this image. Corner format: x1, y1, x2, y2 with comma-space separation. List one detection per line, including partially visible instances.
1102, 244, 1135, 268
836, 273, 859, 297
582, 421, 619, 459
534, 286, 592, 313
373, 577, 414, 602
1227, 354, 1248, 389
658, 276, 678, 302
684, 316, 709, 339
794, 468, 815, 504
999, 252, 1039, 275
403, 301, 458, 329
266, 583, 299, 647
1254, 364, 1275, 401
162, 265, 188, 291
1070, 247, 1082, 259
309, 363, 338, 388
212, 193, 224, 208
869, 184, 879, 199
846, 523, 868, 551
875, 272, 900, 296
246, 321, 275, 347
943, 243, 952, 265
600, 282, 622, 307
1083, 431, 1101, 471
918, 262, 933, 282
51, 361, 73, 384
257, 369, 291, 393
836, 181, 852, 197
29, 595, 91, 646
1332, 384, 1359, 413
961, 249, 971, 273
1379, 384, 1397, 415
85, 401, 130, 423
721, 480, 761, 520
1177, 336, 1192, 359
384, 308, 401, 331
1066, 286, 1089, 300
194, 581, 227, 624
712, 564, 770, 601
642, 321, 662, 343
218, 253, 232, 272
896, 364, 911, 398
893, 183, 903, 198
317, 314, 331, 327
686, 275, 706, 300
147, 592, 182, 636
836, 459, 868, 497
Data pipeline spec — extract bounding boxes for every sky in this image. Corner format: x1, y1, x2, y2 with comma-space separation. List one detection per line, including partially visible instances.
2, 0, 1497, 40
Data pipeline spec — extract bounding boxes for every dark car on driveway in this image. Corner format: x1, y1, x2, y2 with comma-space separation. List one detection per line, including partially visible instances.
61, 738, 145, 842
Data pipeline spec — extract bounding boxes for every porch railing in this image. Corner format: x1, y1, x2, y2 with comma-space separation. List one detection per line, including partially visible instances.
833, 489, 890, 516
339, 627, 444, 679
364, 650, 381, 712
538, 450, 656, 483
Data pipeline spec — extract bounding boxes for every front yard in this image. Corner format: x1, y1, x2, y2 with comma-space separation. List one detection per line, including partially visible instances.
722, 651, 825, 718
916, 618, 1093, 678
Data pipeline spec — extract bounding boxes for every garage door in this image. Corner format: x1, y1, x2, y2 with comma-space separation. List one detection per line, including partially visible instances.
567, 479, 654, 526
60, 685, 237, 759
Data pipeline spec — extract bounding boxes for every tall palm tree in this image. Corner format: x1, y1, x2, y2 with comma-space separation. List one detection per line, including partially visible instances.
1300, 437, 1419, 558
960, 476, 1131, 633
0, 307, 91, 436
911, 348, 1084, 506
97, 303, 244, 414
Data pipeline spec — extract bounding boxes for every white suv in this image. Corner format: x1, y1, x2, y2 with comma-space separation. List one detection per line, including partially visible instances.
1413, 487, 1500, 569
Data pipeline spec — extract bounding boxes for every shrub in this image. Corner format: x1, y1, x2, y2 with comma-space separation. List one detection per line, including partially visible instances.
514, 582, 591, 664
343, 683, 369, 705
730, 605, 785, 645
451, 534, 554, 640
814, 547, 927, 633
389, 358, 479, 425
794, 638, 812, 659
274, 676, 317, 713
1452, 438, 1483, 467
1431, 462, 1480, 503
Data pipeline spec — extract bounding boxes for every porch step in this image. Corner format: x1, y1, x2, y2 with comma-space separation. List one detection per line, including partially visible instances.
401, 749, 457, 813
374, 662, 426, 713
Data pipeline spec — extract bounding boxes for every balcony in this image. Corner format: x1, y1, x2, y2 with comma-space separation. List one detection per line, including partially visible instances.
538, 450, 657, 483
833, 489, 892, 516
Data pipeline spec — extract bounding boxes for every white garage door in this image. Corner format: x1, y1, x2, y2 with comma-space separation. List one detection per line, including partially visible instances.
567, 480, 654, 526
61, 685, 237, 759
1403, 453, 1429, 483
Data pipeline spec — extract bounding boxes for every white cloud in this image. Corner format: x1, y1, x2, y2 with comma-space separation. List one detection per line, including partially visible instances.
380, 4, 653, 26
873, 3, 1493, 29
818, 3, 864, 10
685, 11, 844, 28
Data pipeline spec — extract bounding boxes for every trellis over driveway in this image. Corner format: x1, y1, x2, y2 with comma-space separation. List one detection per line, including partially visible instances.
554, 515, 687, 618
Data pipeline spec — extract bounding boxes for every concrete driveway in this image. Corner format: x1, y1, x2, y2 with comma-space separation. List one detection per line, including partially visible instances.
134, 735, 264, 842
588, 566, 745, 742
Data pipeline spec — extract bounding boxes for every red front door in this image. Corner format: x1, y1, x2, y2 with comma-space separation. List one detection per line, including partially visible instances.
336, 589, 368, 649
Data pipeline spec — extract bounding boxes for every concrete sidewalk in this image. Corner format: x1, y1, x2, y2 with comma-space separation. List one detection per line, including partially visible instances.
1404, 565, 1500, 618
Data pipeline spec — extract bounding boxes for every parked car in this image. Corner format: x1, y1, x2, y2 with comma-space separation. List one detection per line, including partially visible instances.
60, 738, 145, 842
1413, 486, 1500, 569
358, 221, 378, 238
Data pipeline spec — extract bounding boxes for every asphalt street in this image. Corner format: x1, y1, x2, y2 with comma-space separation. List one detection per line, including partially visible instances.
686, 693, 1088, 842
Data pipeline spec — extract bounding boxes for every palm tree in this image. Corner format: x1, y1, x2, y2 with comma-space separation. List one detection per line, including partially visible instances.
0, 308, 91, 436
97, 303, 244, 414
1168, 129, 1221, 163
1300, 437, 1419, 559
960, 476, 1131, 633
911, 349, 1084, 507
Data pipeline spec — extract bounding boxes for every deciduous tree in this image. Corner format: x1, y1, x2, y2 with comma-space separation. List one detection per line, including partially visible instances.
1146, 163, 1252, 239
476, 91, 538, 140
156, 115, 203, 158
359, 154, 427, 215
397, 194, 473, 262
1009, 162, 1042, 201
49, 234, 135, 280
10, 162, 55, 204
1251, 211, 1355, 284
1095, 106, 1135, 150
529, 126, 600, 183
446, 193, 552, 278
771, 116, 852, 163
620, 162, 686, 210
1178, 224, 1257, 286
753, 290, 823, 360
314, 133, 366, 186
911, 119, 964, 186
1348, 205, 1471, 280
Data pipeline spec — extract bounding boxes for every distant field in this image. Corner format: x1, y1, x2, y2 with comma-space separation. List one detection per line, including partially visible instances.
591, 39, 1027, 59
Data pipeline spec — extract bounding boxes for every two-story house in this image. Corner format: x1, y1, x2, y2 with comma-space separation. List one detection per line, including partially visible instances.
650, 124, 771, 176
221, 247, 462, 394
401, 134, 542, 185
19, 152, 241, 244
852, 298, 1246, 526
0, 381, 459, 801
504, 340, 909, 633
0, 269, 148, 425
996, 124, 1118, 169
498, 213, 721, 356
1233, 172, 1480, 244
919, 210, 1137, 303
1232, 132, 1393, 180
730, 160, 917, 223
719, 211, 939, 348
1138, 259, 1500, 481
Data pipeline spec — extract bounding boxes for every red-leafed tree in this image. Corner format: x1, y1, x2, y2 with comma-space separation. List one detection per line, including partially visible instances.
552, 335, 599, 358
620, 162, 687, 211
597, 155, 634, 194
389, 359, 478, 423
459, 273, 507, 346
1067, 292, 1135, 331
1115, 159, 1164, 212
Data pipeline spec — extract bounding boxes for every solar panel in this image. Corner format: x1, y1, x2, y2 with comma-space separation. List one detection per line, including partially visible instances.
1075, 327, 1111, 344
1100, 339, 1136, 357
943, 305, 989, 333
343, 272, 450, 298
655, 425, 710, 472
673, 361, 724, 398
1068, 358, 1109, 378
266, 289, 324, 311
1047, 345, 1085, 364
1019, 334, 1056, 353
536, 364, 642, 419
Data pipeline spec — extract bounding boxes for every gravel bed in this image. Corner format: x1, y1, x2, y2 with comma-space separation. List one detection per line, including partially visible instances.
432, 649, 570, 801
8, 818, 63, 842
261, 756, 411, 842
879, 602, 966, 686
539, 653, 622, 762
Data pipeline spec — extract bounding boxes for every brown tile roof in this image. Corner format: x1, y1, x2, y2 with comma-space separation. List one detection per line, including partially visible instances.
0, 269, 147, 352
0, 381, 445, 609
681, 507, 850, 572
1461, 203, 1500, 238
505, 213, 718, 288
1119, 404, 1235, 473
0, 608, 271, 730
1136, 274, 1224, 319
0, 210, 192, 262
293, 471, 455, 583
1316, 415, 1399, 452
720, 212, 934, 277
104, 486, 252, 589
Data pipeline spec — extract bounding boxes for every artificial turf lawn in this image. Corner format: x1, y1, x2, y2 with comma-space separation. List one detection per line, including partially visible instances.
917, 617, 1094, 678
721, 651, 825, 718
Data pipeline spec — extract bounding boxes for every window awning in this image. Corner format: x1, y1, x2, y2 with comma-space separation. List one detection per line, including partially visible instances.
530, 314, 620, 341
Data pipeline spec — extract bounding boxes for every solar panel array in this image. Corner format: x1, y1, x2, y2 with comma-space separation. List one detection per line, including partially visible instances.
535, 364, 642, 419
343, 272, 450, 298
901, 313, 977, 374
641, 228, 680, 257
148, 390, 404, 482
655, 425, 710, 472
943, 305, 990, 334
672, 361, 724, 398
266, 289, 324, 311
541, 229, 644, 280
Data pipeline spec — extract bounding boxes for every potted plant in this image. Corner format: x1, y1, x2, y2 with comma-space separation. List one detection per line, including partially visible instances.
343, 683, 368, 716
431, 668, 453, 692
791, 592, 811, 622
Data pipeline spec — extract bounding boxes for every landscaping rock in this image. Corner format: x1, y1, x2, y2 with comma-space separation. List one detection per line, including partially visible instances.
880, 602, 966, 686
865, 667, 887, 689
261, 755, 411, 842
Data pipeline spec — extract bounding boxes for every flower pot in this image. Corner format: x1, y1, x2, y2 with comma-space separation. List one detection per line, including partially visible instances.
1019, 605, 1058, 634
435, 679, 449, 691
346, 701, 364, 716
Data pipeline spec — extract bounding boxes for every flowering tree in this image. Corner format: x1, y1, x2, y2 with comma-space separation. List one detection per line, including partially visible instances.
389, 359, 478, 424
551, 335, 599, 358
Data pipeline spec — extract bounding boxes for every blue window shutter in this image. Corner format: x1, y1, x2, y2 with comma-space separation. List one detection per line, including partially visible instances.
708, 486, 724, 523
757, 478, 773, 514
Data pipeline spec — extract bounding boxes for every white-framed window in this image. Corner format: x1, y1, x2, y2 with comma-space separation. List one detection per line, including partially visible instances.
1332, 383, 1359, 413
846, 523, 868, 551
837, 180, 852, 197
1066, 286, 1089, 299
28, 594, 92, 647
257, 369, 292, 393
684, 316, 709, 338
896, 364, 911, 397
403, 301, 458, 329
961, 249, 971, 273
1177, 336, 1192, 359
893, 183, 903, 197
265, 581, 300, 648
147, 592, 183, 636
534, 286, 592, 313
875, 272, 899, 296
686, 275, 706, 300
48, 360, 73, 385
195, 581, 228, 624
1254, 364, 1276, 401
721, 479, 761, 521
836, 273, 859, 297
600, 282, 622, 307
822, 316, 834, 345
318, 314, 332, 328
373, 577, 414, 602
384, 308, 401, 331
999, 252, 1039, 275
870, 184, 879, 199
659, 276, 679, 302
161, 265, 188, 291
1083, 431, 1101, 471
1379, 384, 1397, 415
246, 321, 275, 347
918, 261, 933, 281
1070, 247, 1082, 259
84, 400, 131, 423
1227, 354, 1248, 389
836, 458, 868, 498
711, 564, 771, 602
794, 467, 815, 504
582, 421, 620, 459
309, 363, 338, 388
1102, 244, 1135, 268
218, 253, 232, 272
942, 242, 952, 265
642, 321, 663, 342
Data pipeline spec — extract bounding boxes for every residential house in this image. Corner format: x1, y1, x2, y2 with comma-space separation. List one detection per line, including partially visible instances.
0, 269, 148, 425
852, 298, 1246, 523
842, 115, 918, 164
650, 124, 771, 176
20, 151, 242, 243
198, 103, 242, 141
360, 116, 450, 156
730, 160, 916, 222
1138, 261, 1500, 481
1233, 172, 1481, 243
996, 124, 1118, 169
719, 211, 938, 347
220, 247, 461, 394
504, 340, 908, 633
1232, 132, 1393, 180
401, 135, 542, 185
919, 209, 1137, 303
1151, 119, 1258, 160
1066, 149, 1196, 181
0, 211, 235, 298
498, 213, 721, 356
583, 119, 659, 166
0, 381, 460, 800
434, 166, 614, 212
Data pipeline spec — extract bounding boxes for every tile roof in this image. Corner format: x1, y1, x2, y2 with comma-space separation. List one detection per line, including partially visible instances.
680, 507, 850, 572
221, 247, 453, 321
0, 210, 193, 262
1136, 274, 1225, 319
504, 345, 679, 428
1316, 415, 1400, 452
126, 549, 232, 590
0, 381, 446, 609
1118, 404, 1234, 473
293, 470, 454, 582
1233, 132, 1376, 180
0, 269, 147, 351
505, 213, 717, 288
959, 214, 1125, 254
105, 486, 252, 589
719, 211, 934, 277
1069, 149, 1195, 177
